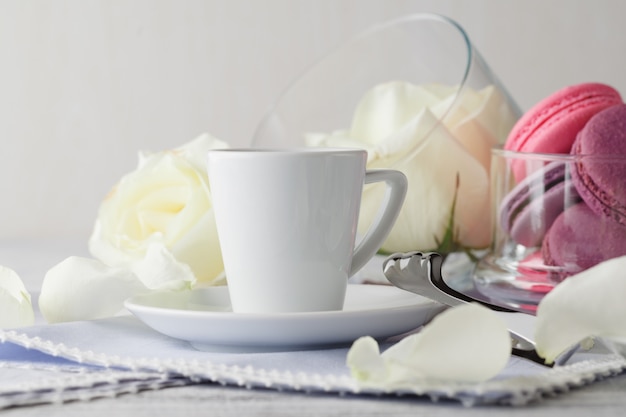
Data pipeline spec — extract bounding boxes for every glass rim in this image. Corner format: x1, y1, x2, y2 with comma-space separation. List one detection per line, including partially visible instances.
252, 13, 474, 145
492, 146, 626, 162
207, 147, 367, 155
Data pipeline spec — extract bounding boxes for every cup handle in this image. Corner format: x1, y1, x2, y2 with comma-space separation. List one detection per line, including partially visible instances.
350, 169, 408, 275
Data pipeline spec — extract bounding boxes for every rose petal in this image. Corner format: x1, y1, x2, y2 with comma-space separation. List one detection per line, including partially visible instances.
535, 256, 626, 363
305, 130, 374, 153
168, 211, 226, 285
0, 266, 34, 328
39, 257, 147, 323
350, 82, 449, 145
131, 242, 196, 290
443, 86, 518, 173
347, 303, 511, 386
174, 133, 229, 172
346, 336, 387, 381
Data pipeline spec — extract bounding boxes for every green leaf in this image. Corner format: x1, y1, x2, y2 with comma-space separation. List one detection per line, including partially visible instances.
434, 172, 461, 254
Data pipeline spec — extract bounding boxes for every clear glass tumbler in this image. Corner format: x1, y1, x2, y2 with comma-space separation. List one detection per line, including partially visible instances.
474, 148, 626, 312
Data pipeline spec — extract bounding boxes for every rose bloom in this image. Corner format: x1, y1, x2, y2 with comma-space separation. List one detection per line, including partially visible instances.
89, 134, 228, 284
307, 82, 518, 253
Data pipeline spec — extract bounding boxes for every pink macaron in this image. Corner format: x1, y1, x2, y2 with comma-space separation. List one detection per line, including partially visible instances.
570, 104, 626, 225
505, 83, 622, 180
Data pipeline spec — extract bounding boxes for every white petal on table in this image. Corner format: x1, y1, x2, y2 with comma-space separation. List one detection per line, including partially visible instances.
38, 256, 147, 323
535, 256, 626, 364
347, 303, 511, 386
0, 265, 34, 328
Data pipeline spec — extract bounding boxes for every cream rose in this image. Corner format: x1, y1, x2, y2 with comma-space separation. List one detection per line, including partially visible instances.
0, 265, 34, 328
89, 134, 228, 284
307, 81, 518, 253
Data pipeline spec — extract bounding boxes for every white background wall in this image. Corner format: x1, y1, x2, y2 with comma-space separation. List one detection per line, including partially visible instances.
1, 0, 625, 240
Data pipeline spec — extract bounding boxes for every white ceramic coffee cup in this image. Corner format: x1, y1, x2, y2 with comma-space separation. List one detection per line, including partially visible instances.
207, 148, 407, 313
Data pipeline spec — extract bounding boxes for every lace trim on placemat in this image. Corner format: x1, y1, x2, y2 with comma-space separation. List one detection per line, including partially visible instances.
2, 329, 626, 407
0, 359, 99, 375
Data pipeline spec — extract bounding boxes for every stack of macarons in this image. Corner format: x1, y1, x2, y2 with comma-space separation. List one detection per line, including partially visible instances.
499, 82, 626, 279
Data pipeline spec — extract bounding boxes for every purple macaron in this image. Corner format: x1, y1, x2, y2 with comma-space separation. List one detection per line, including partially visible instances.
542, 202, 626, 278
499, 161, 581, 247
571, 103, 626, 225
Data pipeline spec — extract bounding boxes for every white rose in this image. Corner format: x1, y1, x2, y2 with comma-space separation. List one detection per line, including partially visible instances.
89, 133, 228, 284
307, 81, 518, 253
0, 265, 34, 328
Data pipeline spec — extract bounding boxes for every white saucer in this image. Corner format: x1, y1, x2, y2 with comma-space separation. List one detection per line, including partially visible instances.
124, 285, 445, 351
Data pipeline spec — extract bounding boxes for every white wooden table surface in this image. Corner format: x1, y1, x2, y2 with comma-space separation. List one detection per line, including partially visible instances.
5, 376, 626, 417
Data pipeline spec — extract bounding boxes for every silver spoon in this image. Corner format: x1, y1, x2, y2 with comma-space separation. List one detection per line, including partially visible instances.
382, 251, 578, 367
